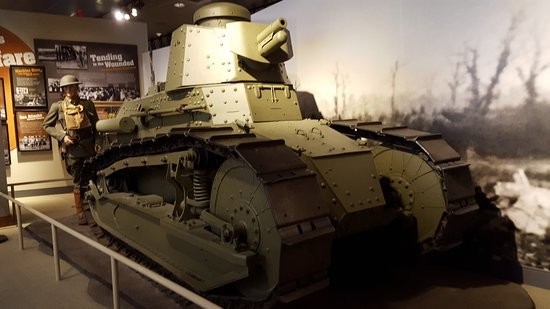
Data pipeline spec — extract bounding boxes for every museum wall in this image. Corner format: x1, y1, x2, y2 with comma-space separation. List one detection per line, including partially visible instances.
0, 9, 147, 190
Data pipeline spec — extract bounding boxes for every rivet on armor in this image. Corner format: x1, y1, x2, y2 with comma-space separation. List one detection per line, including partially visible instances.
206, 65, 210, 69
222, 89, 226, 93
188, 44, 191, 47
185, 73, 189, 76
234, 88, 237, 91
332, 182, 337, 187
345, 190, 350, 195
372, 174, 376, 179
331, 198, 337, 204
369, 187, 374, 192
213, 113, 217, 117
320, 182, 326, 188
350, 203, 354, 208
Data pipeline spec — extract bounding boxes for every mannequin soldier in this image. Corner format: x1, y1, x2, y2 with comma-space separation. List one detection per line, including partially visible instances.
43, 75, 99, 225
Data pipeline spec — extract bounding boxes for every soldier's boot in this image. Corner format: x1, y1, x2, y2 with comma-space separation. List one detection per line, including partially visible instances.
73, 189, 88, 225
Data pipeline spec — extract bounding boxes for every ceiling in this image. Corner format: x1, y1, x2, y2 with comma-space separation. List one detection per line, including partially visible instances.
0, 0, 282, 40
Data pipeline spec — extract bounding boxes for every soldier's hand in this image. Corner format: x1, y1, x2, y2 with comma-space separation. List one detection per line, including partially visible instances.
63, 135, 75, 145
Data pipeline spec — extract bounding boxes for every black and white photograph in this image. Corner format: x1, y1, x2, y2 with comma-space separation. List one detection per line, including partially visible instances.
55, 44, 88, 69
47, 77, 62, 93
9, 65, 48, 109
14, 110, 51, 152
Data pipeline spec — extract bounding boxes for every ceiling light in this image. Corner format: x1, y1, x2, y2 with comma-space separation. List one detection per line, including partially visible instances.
174, 2, 185, 8
131, 8, 138, 17
156, 32, 162, 37
124, 13, 130, 20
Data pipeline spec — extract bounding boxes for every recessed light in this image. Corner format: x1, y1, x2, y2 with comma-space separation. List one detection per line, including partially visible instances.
174, 2, 185, 8
156, 32, 162, 37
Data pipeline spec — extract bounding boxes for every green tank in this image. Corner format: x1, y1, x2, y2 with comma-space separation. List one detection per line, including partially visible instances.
83, 2, 479, 303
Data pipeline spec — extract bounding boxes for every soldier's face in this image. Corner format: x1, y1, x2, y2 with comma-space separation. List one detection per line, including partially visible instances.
63, 84, 79, 100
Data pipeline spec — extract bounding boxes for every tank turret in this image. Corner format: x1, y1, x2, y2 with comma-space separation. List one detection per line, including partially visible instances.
165, 2, 292, 92
85, 2, 480, 304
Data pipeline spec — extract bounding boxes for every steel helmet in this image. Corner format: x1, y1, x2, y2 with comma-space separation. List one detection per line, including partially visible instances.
59, 74, 82, 88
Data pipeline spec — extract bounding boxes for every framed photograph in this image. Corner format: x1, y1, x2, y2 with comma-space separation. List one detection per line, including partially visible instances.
0, 78, 6, 120
14, 110, 52, 152
9, 65, 48, 109
2, 123, 9, 165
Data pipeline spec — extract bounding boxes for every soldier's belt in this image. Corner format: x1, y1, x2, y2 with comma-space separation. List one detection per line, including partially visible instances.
68, 127, 94, 139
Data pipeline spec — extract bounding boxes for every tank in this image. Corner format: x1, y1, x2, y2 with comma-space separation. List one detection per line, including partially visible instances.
82, 2, 479, 303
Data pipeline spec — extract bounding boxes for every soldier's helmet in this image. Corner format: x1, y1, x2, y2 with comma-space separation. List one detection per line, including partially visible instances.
59, 75, 82, 88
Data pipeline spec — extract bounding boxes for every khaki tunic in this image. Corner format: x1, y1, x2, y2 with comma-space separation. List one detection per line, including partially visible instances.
43, 97, 99, 188
43, 97, 99, 159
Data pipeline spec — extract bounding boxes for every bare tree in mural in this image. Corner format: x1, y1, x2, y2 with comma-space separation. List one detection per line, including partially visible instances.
331, 63, 348, 119
332, 64, 340, 119
516, 38, 549, 106
464, 15, 520, 116
389, 61, 399, 122
448, 54, 465, 106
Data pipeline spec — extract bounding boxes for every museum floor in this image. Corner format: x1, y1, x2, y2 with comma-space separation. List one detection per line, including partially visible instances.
0, 193, 549, 308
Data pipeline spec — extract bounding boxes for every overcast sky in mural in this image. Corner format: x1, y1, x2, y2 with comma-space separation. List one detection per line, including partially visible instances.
254, 0, 550, 117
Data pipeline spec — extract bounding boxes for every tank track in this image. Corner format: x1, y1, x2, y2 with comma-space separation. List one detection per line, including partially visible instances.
89, 221, 275, 308
81, 126, 332, 306
329, 120, 480, 248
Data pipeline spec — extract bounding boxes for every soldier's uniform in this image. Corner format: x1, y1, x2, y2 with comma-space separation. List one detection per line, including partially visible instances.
43, 75, 99, 225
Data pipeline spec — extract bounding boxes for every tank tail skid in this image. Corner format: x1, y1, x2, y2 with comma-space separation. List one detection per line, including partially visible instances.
330, 120, 479, 249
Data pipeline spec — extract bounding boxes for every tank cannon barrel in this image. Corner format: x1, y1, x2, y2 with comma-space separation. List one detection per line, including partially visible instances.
256, 18, 288, 57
